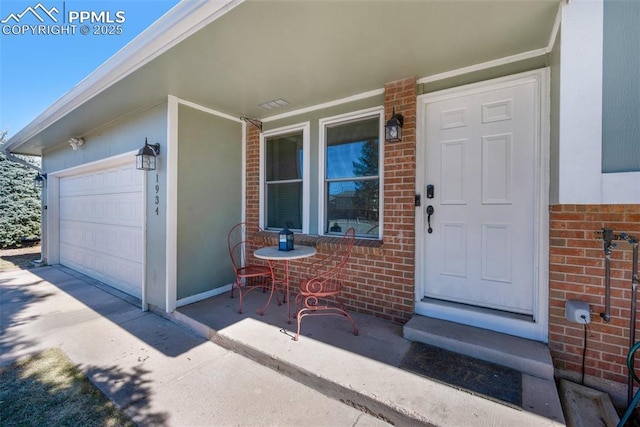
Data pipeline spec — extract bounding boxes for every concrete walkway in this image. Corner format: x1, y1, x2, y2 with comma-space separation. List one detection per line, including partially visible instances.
2, 266, 566, 426
1, 267, 386, 426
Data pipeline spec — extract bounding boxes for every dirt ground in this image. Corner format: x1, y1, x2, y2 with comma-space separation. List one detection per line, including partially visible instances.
0, 245, 42, 272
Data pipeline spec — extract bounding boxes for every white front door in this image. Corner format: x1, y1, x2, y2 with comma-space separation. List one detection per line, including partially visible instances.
416, 70, 549, 340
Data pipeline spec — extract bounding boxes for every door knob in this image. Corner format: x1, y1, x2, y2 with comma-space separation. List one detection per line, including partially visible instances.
426, 205, 434, 234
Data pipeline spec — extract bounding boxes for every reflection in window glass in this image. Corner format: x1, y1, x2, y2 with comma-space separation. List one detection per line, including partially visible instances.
265, 132, 303, 230
324, 116, 380, 238
326, 140, 378, 179
326, 180, 379, 236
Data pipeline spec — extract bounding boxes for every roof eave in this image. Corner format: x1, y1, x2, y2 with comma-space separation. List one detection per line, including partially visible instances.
4, 0, 243, 155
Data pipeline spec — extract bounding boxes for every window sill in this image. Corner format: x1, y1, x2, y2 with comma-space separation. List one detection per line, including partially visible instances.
256, 231, 383, 253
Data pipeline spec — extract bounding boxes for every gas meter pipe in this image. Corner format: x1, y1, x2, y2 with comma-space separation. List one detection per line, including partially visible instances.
621, 234, 639, 405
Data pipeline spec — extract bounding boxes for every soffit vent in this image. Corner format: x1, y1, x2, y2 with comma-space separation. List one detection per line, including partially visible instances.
258, 98, 290, 110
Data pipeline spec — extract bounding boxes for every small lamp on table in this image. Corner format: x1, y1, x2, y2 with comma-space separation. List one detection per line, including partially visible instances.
279, 227, 294, 251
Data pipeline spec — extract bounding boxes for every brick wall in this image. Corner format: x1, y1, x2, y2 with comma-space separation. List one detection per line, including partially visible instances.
245, 124, 261, 226
549, 204, 640, 384
246, 82, 640, 384
375, 77, 418, 322
244, 77, 417, 324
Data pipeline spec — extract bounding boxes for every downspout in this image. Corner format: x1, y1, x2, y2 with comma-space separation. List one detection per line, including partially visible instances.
2, 147, 42, 173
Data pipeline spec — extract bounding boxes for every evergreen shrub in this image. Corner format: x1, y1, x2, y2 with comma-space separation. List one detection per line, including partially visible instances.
0, 134, 41, 248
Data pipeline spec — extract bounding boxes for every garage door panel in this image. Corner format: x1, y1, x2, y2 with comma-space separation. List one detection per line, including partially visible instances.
60, 242, 142, 298
60, 165, 142, 197
60, 220, 142, 262
59, 161, 143, 299
60, 193, 143, 227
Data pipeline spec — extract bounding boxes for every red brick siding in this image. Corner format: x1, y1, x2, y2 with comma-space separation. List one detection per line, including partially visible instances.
244, 77, 417, 324
378, 77, 417, 322
549, 204, 640, 384
245, 124, 261, 226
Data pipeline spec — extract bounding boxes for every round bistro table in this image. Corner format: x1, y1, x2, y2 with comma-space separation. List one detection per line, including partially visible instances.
254, 245, 317, 323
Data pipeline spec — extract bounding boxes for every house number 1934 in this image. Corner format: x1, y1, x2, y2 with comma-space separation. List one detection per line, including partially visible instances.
155, 174, 160, 215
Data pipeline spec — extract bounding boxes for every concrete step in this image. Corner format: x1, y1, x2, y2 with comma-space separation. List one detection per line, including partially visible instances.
403, 315, 555, 380
557, 379, 620, 427
171, 302, 566, 426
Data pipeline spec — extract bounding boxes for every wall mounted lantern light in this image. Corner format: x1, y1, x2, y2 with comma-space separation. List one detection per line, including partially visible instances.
34, 173, 47, 189
384, 108, 404, 143
136, 139, 160, 171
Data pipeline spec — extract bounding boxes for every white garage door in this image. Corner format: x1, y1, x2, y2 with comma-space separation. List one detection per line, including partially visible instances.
59, 161, 144, 298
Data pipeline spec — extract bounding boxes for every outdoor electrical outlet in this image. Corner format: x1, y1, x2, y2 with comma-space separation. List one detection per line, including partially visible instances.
565, 300, 591, 324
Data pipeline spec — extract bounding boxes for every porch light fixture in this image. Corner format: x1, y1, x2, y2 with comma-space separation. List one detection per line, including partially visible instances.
34, 173, 46, 189
136, 139, 160, 171
69, 137, 85, 150
385, 108, 404, 142
278, 227, 294, 251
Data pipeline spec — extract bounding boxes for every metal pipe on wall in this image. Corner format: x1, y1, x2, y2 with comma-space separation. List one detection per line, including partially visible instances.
596, 229, 640, 404
622, 235, 639, 405
599, 228, 616, 323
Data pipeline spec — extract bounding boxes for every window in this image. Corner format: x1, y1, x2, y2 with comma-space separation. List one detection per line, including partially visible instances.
320, 110, 383, 238
261, 124, 309, 232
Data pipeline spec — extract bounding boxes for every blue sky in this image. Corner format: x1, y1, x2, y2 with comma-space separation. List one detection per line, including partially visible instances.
0, 0, 180, 138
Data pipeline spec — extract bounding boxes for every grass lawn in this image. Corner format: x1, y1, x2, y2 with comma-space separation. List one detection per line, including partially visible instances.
0, 347, 134, 427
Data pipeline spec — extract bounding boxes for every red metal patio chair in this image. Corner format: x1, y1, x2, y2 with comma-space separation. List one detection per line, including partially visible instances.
294, 227, 358, 341
228, 222, 275, 315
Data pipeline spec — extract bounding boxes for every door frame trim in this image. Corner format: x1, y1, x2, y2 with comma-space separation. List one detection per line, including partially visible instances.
414, 68, 550, 342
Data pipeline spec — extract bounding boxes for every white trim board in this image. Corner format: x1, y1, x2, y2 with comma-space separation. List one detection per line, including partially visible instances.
317, 107, 385, 239
259, 122, 311, 234
176, 97, 243, 123
417, 48, 548, 85
48, 150, 138, 177
262, 89, 384, 123
241, 121, 247, 224
176, 284, 233, 308
602, 172, 640, 204
166, 95, 179, 313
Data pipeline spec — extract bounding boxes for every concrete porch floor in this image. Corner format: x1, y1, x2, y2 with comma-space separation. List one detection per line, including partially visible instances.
173, 288, 565, 426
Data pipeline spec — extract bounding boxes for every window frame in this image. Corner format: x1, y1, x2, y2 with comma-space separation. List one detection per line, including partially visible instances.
318, 107, 385, 239
259, 122, 310, 233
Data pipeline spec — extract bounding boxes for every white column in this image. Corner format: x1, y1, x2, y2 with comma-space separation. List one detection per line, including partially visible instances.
558, 0, 603, 203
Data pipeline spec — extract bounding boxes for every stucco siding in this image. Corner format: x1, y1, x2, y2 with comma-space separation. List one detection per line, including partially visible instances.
42, 103, 168, 309
42, 104, 167, 173
176, 104, 242, 300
